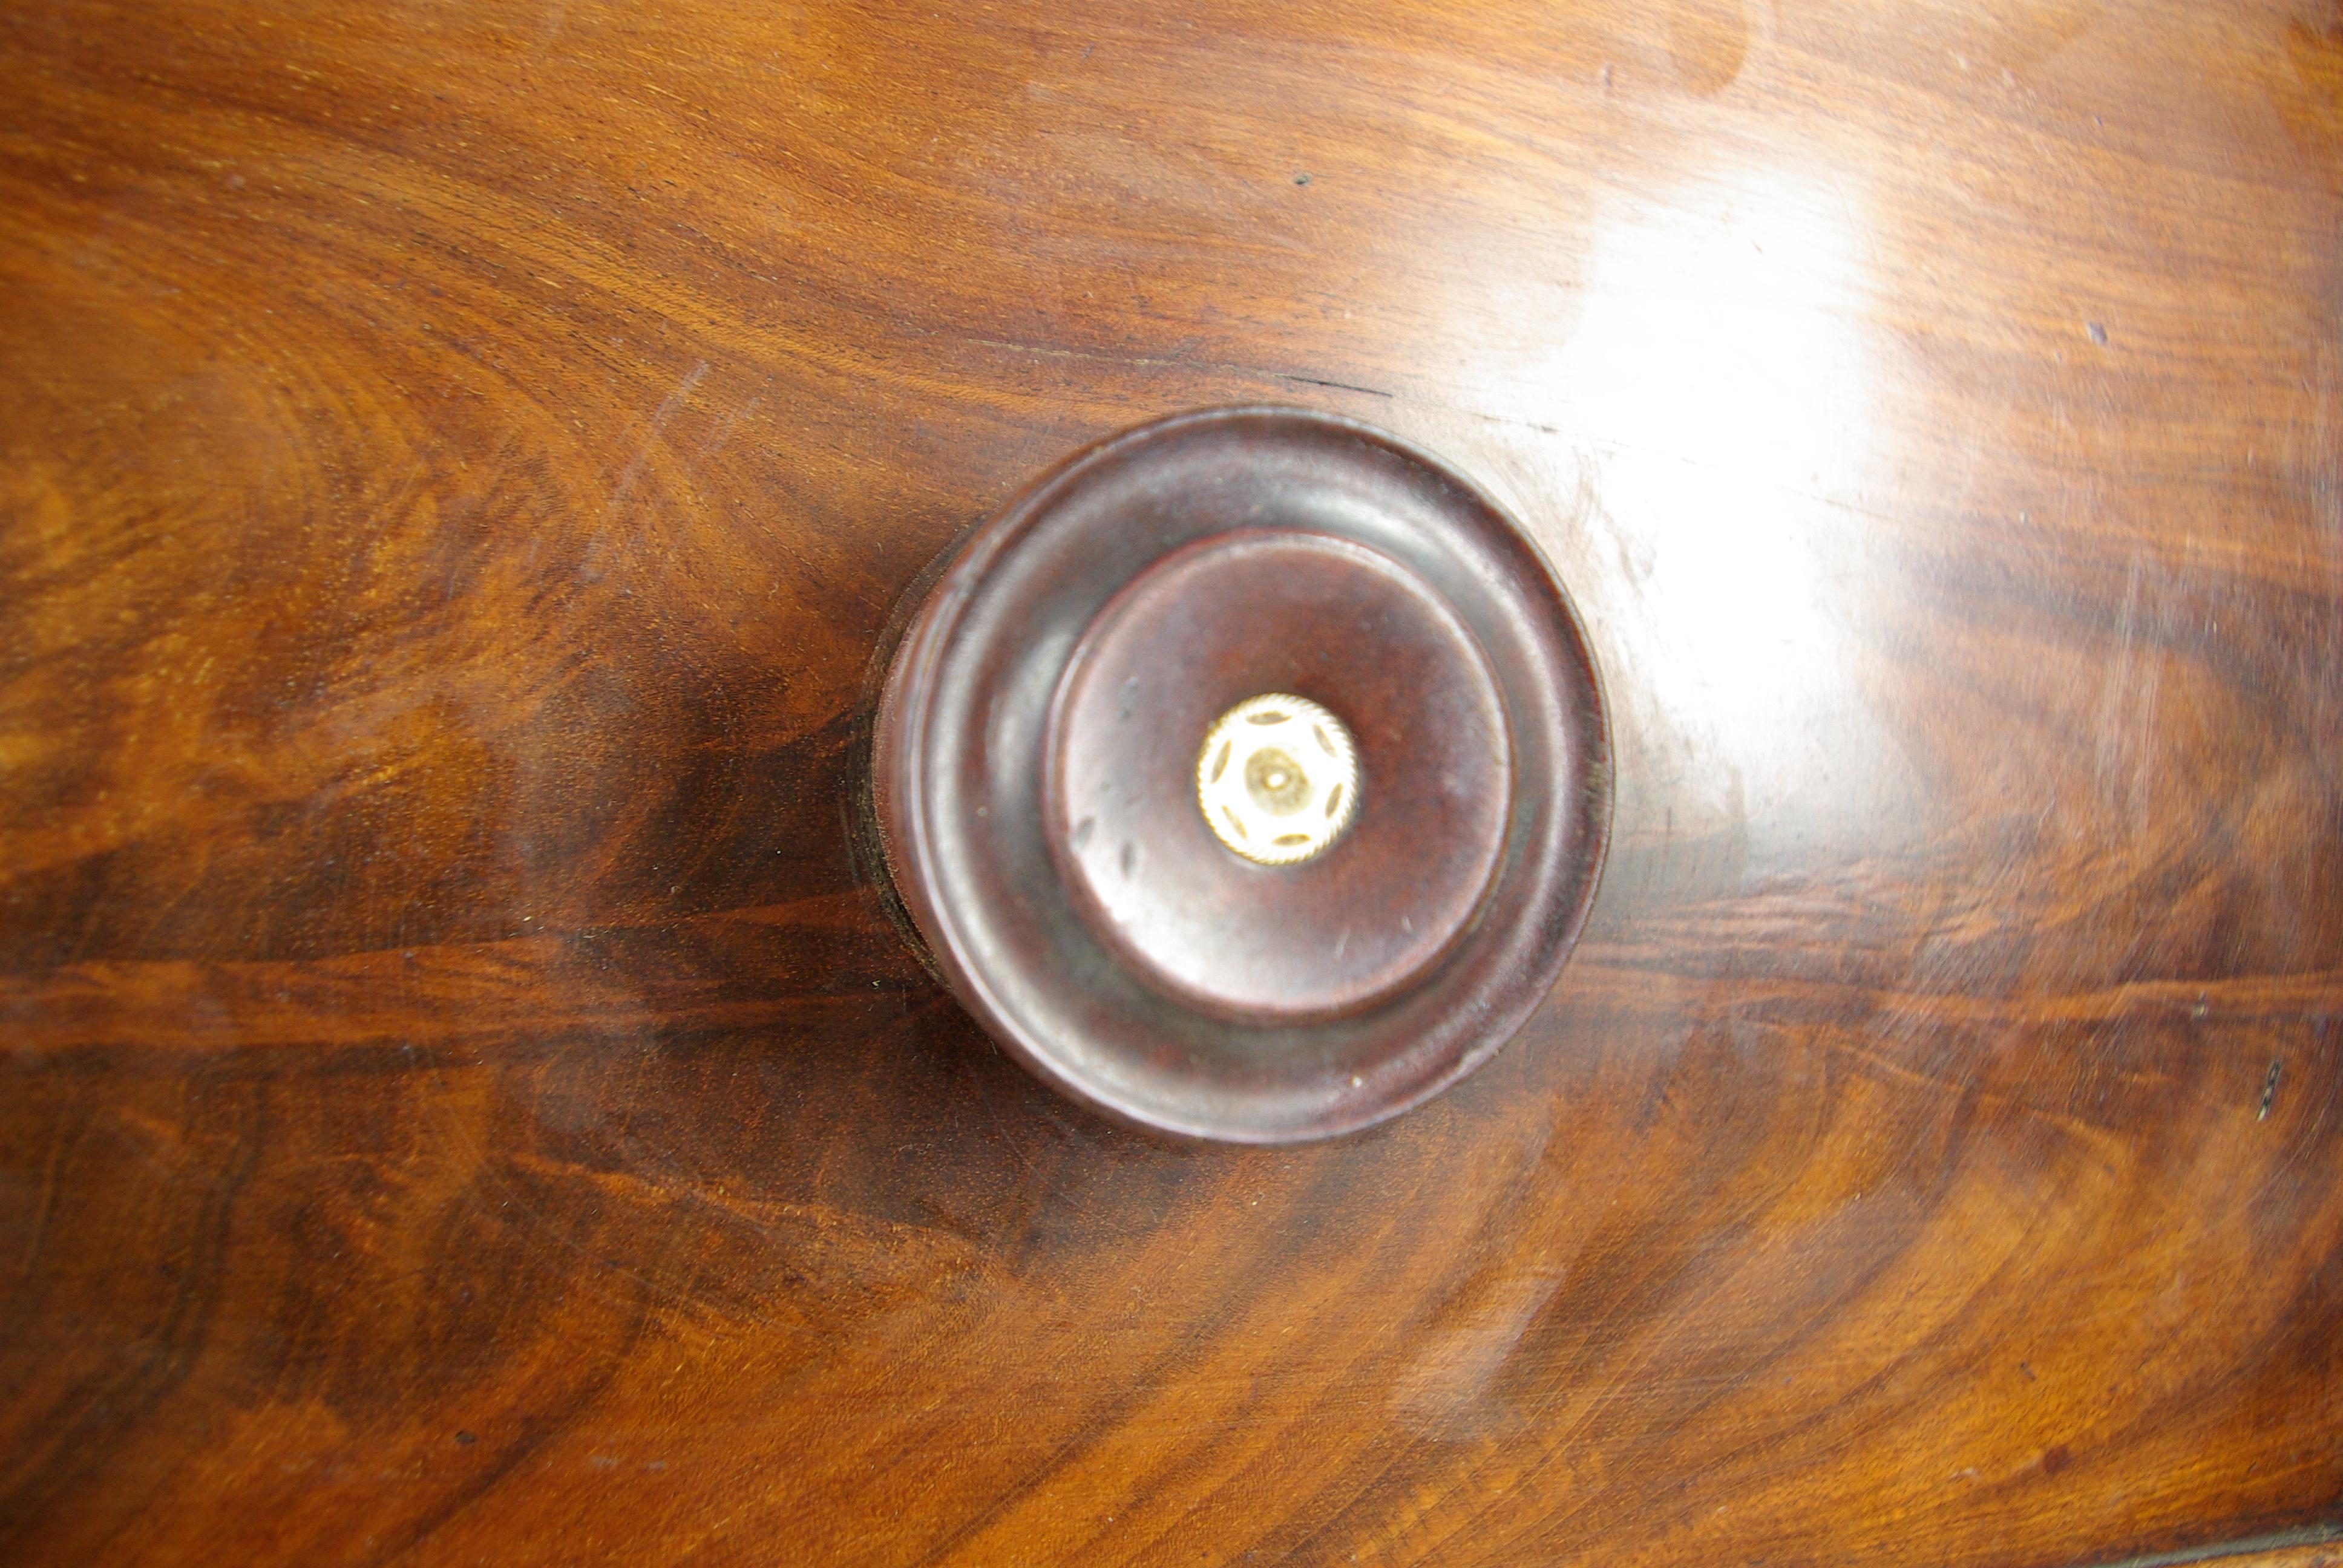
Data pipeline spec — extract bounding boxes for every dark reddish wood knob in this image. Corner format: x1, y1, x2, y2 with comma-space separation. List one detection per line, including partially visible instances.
872, 407, 1610, 1142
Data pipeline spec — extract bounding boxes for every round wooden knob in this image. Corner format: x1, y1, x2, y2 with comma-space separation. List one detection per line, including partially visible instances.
873, 407, 1610, 1142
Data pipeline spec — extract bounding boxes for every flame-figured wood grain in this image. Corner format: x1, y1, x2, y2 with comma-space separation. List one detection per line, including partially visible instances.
2, 0, 2339, 1564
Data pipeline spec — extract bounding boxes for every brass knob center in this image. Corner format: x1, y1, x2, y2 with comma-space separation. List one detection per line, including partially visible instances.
1195, 693, 1360, 865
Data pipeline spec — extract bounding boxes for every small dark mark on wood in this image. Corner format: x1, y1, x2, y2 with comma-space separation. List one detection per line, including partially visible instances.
455, 1430, 478, 1446
1293, 171, 1311, 185
2088, 321, 2109, 345
2259, 1059, 2282, 1120
1278, 373, 1395, 398
2019, 1361, 2036, 1381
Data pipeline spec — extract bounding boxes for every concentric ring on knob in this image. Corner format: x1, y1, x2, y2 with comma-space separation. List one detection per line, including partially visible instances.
1044, 527, 1513, 1023
871, 407, 1610, 1143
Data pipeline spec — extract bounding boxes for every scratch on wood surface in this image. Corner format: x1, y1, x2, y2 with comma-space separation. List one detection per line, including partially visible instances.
1394, 1266, 1567, 1440
1277, 373, 1397, 399
11, 1129, 68, 1279
684, 394, 762, 480
608, 359, 709, 512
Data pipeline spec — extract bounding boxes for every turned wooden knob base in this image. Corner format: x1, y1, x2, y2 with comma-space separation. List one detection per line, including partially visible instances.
873, 407, 1610, 1142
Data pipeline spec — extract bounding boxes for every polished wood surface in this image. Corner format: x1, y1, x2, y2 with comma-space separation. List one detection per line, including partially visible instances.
2, 0, 2338, 1563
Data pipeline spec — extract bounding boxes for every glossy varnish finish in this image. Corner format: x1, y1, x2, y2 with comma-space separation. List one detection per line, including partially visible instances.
1, 0, 2338, 1564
